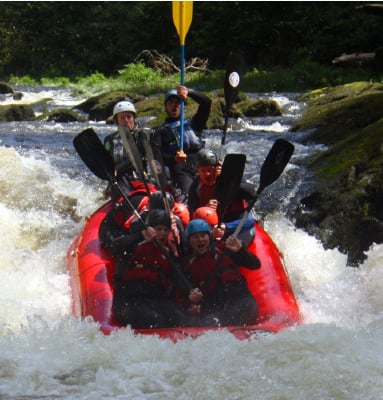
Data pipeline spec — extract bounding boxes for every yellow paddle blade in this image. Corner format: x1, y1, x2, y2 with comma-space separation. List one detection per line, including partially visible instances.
172, 1, 193, 45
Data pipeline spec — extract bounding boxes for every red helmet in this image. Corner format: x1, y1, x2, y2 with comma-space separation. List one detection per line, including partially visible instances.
172, 202, 190, 227
193, 207, 218, 225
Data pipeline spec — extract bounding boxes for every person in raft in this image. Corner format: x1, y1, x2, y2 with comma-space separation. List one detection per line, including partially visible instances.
112, 209, 202, 329
192, 206, 226, 242
188, 148, 258, 223
181, 219, 260, 327
103, 99, 153, 201
99, 191, 189, 261
150, 85, 211, 203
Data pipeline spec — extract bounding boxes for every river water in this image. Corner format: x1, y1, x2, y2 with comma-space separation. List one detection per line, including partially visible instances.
0, 86, 382, 399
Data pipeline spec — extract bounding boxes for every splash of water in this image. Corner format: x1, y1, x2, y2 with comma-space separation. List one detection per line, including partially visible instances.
0, 90, 382, 399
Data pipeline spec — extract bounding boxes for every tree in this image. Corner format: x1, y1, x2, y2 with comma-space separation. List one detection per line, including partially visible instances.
0, 1, 382, 79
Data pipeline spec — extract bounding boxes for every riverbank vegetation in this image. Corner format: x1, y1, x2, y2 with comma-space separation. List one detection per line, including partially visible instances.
2, 2, 383, 94
8, 59, 383, 97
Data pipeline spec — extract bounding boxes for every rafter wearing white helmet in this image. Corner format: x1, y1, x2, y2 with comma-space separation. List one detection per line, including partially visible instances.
113, 100, 137, 130
113, 100, 137, 117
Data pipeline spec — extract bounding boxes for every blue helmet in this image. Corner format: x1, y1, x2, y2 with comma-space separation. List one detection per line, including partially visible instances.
186, 219, 210, 238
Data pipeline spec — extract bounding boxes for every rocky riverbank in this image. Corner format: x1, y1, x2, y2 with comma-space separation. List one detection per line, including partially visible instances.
291, 82, 383, 266
0, 83, 282, 127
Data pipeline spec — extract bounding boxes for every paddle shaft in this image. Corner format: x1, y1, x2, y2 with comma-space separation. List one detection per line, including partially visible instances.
118, 126, 151, 195
172, 1, 193, 152
219, 53, 244, 160
140, 131, 172, 215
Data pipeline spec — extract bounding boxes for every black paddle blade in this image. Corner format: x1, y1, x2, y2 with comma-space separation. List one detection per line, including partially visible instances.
73, 128, 115, 181
258, 139, 294, 194
214, 153, 246, 210
224, 52, 244, 115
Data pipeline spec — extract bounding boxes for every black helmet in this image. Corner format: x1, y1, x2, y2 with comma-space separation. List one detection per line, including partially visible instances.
148, 191, 175, 210
147, 209, 171, 228
196, 149, 218, 167
164, 89, 179, 103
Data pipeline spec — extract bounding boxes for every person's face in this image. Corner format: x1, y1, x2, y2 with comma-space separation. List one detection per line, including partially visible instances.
198, 166, 218, 186
153, 225, 170, 246
189, 231, 210, 256
165, 96, 180, 119
116, 111, 135, 129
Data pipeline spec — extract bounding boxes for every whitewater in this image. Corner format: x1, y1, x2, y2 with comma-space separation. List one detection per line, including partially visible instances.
0, 86, 382, 400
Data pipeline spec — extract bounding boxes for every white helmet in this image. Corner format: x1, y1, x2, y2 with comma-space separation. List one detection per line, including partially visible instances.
113, 100, 137, 117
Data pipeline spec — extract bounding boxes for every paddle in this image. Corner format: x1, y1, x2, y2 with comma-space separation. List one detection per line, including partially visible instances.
118, 125, 151, 195
73, 128, 113, 181
219, 52, 244, 160
214, 153, 247, 223
172, 1, 193, 153
140, 131, 184, 249
140, 129, 172, 215
232, 138, 295, 238
73, 128, 194, 292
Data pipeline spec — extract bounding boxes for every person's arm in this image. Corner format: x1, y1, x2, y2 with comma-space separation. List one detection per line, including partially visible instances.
223, 235, 261, 270
188, 89, 212, 134
108, 230, 144, 256
99, 214, 144, 256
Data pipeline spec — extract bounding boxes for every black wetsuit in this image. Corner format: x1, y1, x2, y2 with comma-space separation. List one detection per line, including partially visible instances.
150, 89, 211, 202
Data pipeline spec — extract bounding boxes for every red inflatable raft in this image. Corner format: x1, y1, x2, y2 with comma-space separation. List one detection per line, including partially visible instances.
66, 200, 301, 341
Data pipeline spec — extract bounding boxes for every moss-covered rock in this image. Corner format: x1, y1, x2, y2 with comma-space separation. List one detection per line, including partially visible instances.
292, 81, 383, 265
74, 91, 145, 121
46, 108, 87, 123
206, 97, 225, 129
74, 89, 282, 130
292, 82, 383, 145
0, 104, 35, 122
241, 99, 282, 117
0, 82, 14, 94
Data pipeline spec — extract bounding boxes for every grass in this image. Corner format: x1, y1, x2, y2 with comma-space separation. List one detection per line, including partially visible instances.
8, 60, 383, 96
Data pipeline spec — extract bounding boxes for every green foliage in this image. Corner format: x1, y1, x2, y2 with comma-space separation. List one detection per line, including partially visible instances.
186, 70, 225, 91
7, 58, 383, 96
1, 2, 383, 81
241, 60, 383, 92
75, 72, 108, 86
8, 75, 38, 85
118, 62, 163, 87
40, 77, 72, 87
67, 63, 178, 97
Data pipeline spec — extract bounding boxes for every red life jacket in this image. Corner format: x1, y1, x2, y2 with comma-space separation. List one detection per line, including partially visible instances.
122, 193, 149, 230
122, 241, 170, 288
197, 183, 215, 209
183, 248, 244, 296
130, 181, 157, 193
